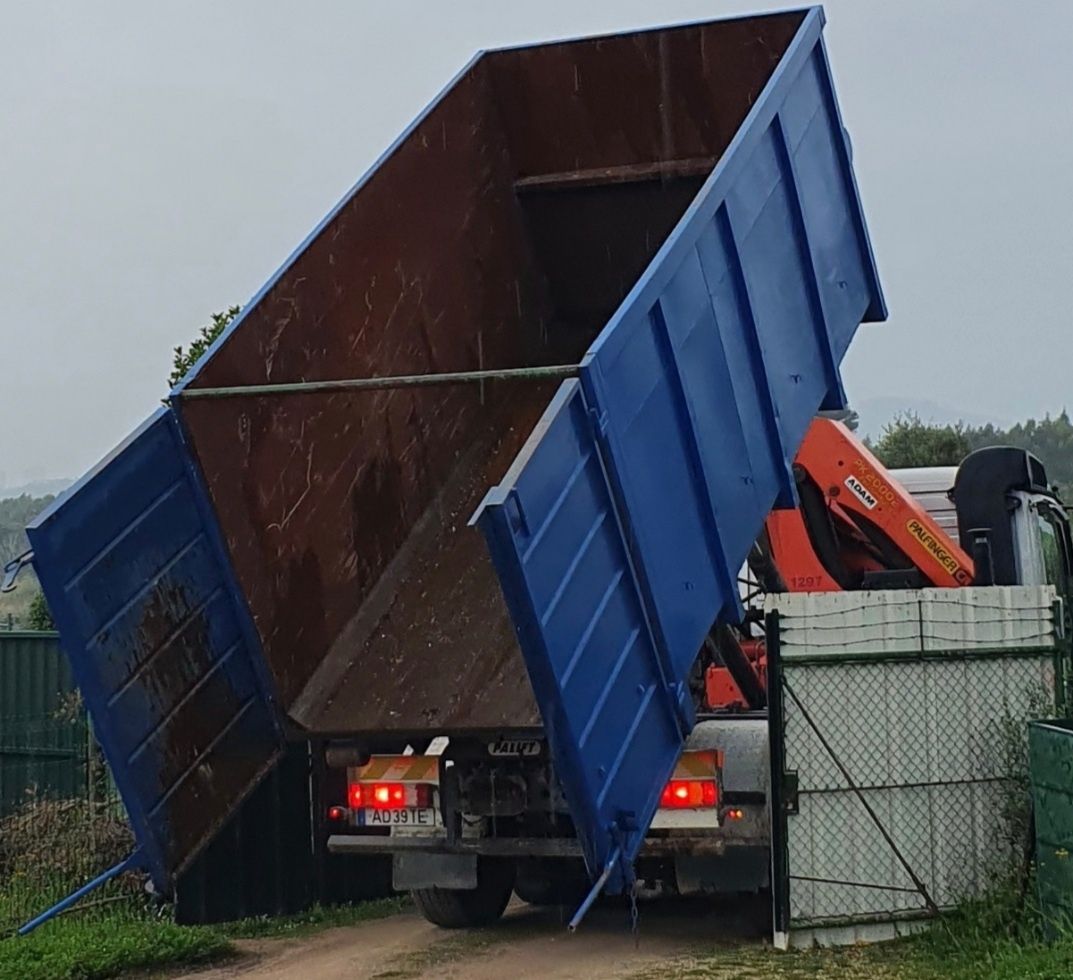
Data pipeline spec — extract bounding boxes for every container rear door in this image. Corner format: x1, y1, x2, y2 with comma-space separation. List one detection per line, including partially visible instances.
474, 380, 684, 887
27, 409, 282, 891
477, 11, 884, 888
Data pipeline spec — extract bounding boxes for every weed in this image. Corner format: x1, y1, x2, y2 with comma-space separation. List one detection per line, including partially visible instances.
0, 795, 143, 937
219, 896, 409, 939
0, 797, 132, 883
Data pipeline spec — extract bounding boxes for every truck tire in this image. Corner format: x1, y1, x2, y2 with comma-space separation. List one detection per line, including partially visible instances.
513, 859, 588, 908
411, 858, 515, 928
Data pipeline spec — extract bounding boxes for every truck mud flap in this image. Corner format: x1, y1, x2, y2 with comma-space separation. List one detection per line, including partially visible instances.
27, 409, 282, 892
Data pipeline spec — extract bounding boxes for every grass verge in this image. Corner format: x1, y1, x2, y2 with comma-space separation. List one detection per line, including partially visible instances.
0, 918, 229, 980
899, 886, 1073, 980
5, 883, 1073, 980
0, 896, 409, 980
640, 884, 1073, 980
218, 896, 409, 940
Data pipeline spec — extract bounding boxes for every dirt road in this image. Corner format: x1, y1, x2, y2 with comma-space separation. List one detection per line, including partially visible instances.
179, 896, 768, 980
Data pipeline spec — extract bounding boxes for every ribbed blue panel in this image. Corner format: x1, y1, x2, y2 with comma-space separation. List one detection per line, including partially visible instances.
476, 8, 884, 889
475, 381, 683, 884
26, 410, 281, 890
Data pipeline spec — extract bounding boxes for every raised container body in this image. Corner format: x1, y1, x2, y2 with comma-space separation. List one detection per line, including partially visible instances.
28, 7, 883, 892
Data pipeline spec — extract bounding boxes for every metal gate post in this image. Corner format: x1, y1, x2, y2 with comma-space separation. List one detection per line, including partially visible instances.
766, 611, 791, 949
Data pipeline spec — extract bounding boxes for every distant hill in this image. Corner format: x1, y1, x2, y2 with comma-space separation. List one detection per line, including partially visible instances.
0, 478, 70, 500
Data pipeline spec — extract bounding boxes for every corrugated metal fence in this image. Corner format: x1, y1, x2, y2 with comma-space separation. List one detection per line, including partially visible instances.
0, 632, 135, 935
0, 632, 88, 815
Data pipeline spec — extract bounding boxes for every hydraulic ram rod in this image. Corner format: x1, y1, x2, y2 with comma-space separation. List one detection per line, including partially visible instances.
176, 363, 580, 400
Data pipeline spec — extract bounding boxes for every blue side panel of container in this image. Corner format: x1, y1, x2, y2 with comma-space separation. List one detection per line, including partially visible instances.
26, 409, 282, 891
475, 9, 884, 890
475, 381, 686, 883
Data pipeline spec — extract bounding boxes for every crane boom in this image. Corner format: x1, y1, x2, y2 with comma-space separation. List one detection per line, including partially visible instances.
766, 418, 975, 592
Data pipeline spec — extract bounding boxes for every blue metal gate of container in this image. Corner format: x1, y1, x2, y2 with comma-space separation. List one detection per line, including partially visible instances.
476, 7, 884, 892
27, 410, 282, 891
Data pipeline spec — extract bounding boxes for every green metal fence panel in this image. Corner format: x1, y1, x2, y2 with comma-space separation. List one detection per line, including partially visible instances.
0, 632, 86, 816
0, 632, 136, 934
1029, 719, 1073, 934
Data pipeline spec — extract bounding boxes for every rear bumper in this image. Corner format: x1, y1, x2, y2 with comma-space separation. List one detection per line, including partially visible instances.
327, 832, 764, 859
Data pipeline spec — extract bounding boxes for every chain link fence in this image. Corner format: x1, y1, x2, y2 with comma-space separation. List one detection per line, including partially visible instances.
0, 786, 146, 935
768, 588, 1068, 946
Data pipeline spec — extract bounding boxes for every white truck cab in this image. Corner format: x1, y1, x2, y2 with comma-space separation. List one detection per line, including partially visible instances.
894, 447, 1071, 604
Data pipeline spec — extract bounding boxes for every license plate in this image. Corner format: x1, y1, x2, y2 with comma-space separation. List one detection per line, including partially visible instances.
361, 808, 435, 827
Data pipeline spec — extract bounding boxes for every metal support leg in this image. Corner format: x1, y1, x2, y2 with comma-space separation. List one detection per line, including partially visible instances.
567, 849, 618, 932
18, 851, 142, 935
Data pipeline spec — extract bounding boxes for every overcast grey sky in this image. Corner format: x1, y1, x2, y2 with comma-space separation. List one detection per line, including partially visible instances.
2, 1, 1071, 486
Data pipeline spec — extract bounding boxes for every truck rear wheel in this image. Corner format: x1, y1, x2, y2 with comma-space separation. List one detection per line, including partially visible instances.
411, 858, 515, 928
513, 858, 589, 908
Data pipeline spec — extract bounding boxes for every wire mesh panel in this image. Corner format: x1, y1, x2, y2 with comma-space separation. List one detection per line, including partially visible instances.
0, 730, 137, 934
768, 587, 1063, 948
0, 792, 141, 936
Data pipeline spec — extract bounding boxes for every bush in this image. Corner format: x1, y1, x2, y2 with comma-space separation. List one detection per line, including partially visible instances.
0, 798, 132, 883
0, 796, 140, 937
169, 306, 241, 387
25, 593, 54, 632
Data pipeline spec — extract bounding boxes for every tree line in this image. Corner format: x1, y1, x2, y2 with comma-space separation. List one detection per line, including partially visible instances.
870, 411, 1073, 502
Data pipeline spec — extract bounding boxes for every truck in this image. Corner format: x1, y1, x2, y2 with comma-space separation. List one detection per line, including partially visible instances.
15, 6, 1066, 934
763, 418, 1073, 597
328, 419, 1071, 928
705, 418, 1072, 709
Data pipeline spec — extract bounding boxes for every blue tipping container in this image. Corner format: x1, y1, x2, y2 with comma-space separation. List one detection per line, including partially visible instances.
474, 7, 884, 890
28, 7, 883, 894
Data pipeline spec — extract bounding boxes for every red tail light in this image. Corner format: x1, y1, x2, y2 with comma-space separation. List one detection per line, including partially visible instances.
327, 805, 346, 821
372, 783, 407, 809
660, 779, 718, 809
348, 782, 433, 810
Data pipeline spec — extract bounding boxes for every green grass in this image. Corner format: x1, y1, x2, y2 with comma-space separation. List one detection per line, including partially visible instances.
640, 885, 1073, 980
632, 941, 911, 979
0, 896, 409, 980
0, 918, 229, 980
897, 886, 1073, 980
218, 896, 408, 940
6, 883, 1073, 980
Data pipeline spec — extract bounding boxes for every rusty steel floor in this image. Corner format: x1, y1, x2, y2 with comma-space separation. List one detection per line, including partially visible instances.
291, 387, 552, 735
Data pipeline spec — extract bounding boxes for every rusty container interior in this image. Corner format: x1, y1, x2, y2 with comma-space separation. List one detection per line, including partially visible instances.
176, 11, 805, 735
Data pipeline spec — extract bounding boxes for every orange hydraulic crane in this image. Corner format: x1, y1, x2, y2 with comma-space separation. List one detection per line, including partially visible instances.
765, 417, 974, 592
704, 417, 976, 711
